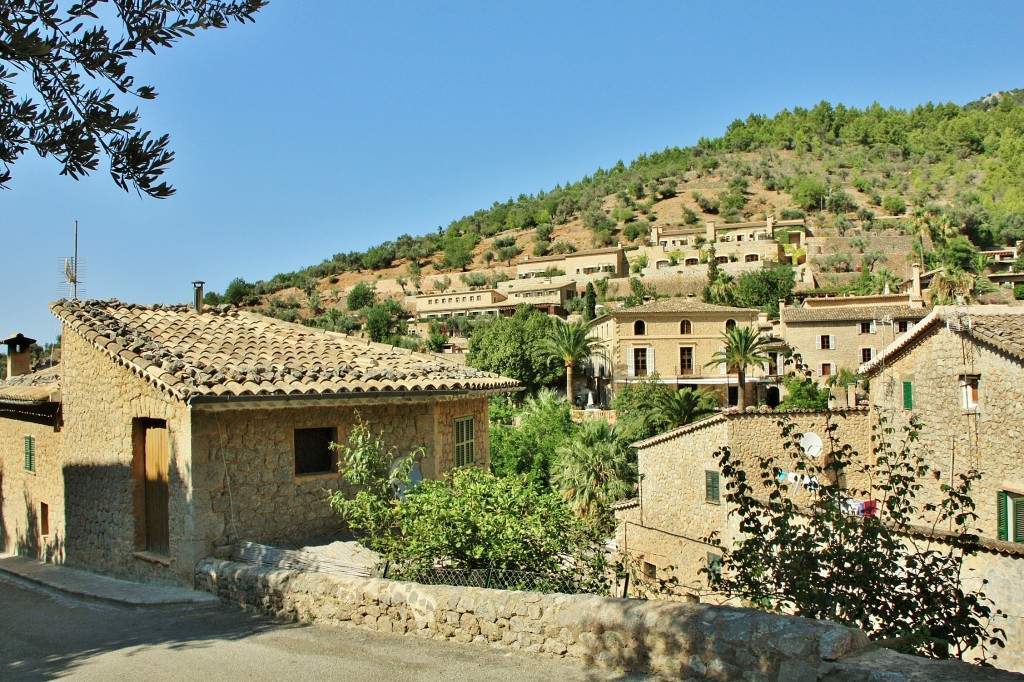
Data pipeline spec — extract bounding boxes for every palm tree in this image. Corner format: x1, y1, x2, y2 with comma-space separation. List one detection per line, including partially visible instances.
552, 420, 634, 524
652, 387, 718, 430
539, 320, 605, 401
705, 325, 772, 410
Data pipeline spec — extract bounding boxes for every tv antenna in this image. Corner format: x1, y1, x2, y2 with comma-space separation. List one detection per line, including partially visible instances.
57, 221, 85, 300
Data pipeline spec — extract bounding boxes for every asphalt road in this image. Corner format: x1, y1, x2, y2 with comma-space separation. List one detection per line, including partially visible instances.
0, 576, 651, 681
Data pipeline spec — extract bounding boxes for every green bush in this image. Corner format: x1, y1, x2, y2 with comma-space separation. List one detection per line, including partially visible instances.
882, 194, 907, 215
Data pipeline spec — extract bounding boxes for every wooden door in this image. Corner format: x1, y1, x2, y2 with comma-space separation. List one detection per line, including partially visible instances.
143, 423, 170, 555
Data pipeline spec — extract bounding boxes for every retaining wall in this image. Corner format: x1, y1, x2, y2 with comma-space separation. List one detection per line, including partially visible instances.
196, 558, 1019, 681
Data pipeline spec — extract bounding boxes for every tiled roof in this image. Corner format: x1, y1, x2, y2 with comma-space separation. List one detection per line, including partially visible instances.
858, 307, 1024, 376
51, 299, 519, 403
615, 298, 756, 315
0, 365, 61, 403
967, 314, 1024, 362
783, 305, 929, 324
521, 246, 622, 265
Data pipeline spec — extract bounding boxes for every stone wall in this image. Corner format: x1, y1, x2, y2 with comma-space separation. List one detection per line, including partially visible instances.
622, 410, 871, 594
0, 411, 63, 563
189, 395, 490, 570
196, 558, 1019, 681
868, 318, 1024, 671
785, 319, 903, 379
60, 329, 192, 583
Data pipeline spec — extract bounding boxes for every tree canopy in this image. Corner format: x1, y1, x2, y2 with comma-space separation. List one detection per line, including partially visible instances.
466, 305, 562, 392
0, 0, 265, 197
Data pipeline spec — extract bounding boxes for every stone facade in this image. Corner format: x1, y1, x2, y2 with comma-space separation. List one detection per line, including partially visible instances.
861, 307, 1024, 670
516, 247, 628, 283
196, 559, 1017, 681
590, 298, 779, 408
619, 410, 871, 594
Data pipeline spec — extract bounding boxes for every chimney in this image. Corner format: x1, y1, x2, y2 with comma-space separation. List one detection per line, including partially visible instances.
910, 263, 923, 304
3, 333, 36, 377
192, 281, 205, 312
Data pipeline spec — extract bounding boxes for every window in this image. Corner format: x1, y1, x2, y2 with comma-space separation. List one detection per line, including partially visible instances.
960, 375, 979, 410
633, 320, 646, 336
725, 319, 737, 331
685, 258, 699, 266
680, 319, 692, 335
998, 491, 1024, 542
902, 380, 914, 409
817, 335, 835, 350
744, 254, 759, 262
860, 321, 876, 334
896, 320, 912, 334
294, 427, 337, 475
642, 562, 657, 580
706, 552, 723, 581
630, 347, 651, 377
705, 470, 720, 503
860, 347, 875, 363
455, 416, 475, 467
24, 435, 35, 472
679, 347, 694, 375
820, 363, 834, 377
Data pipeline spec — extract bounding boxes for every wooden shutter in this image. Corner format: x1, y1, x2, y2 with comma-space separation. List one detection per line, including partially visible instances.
24, 435, 35, 472
997, 491, 1008, 541
706, 470, 720, 502
144, 423, 170, 556
902, 381, 913, 410
647, 347, 655, 374
627, 348, 635, 376
815, 336, 822, 350
1015, 496, 1024, 543
829, 335, 836, 349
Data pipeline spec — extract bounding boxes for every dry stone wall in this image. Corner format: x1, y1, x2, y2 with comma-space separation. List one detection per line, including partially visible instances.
0, 414, 63, 563
196, 559, 1018, 682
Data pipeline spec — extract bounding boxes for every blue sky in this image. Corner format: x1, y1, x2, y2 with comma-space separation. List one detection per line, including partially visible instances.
4, 1, 1024, 342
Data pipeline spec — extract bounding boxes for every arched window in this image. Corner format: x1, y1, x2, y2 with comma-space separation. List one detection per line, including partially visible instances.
725, 319, 737, 331
745, 254, 759, 263
634, 320, 646, 336
680, 319, 692, 335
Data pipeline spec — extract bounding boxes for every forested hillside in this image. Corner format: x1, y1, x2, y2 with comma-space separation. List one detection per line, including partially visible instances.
209, 90, 1024, 331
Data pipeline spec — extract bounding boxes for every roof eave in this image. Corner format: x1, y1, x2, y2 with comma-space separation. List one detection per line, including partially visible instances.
187, 386, 521, 411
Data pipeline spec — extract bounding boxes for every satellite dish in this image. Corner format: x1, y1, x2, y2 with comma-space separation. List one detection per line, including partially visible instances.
800, 432, 823, 458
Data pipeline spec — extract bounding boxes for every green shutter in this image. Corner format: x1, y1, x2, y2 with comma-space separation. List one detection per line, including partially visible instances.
902, 381, 913, 410
24, 435, 35, 472
998, 491, 1008, 541
1015, 497, 1024, 543
706, 470, 720, 502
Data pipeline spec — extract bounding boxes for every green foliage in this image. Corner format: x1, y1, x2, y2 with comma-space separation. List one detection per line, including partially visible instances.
705, 326, 772, 409
630, 254, 649, 273
363, 300, 406, 343
538, 320, 605, 399
459, 272, 490, 288
652, 387, 717, 430
346, 281, 376, 311
550, 240, 577, 254
734, 265, 795, 317
437, 233, 477, 271
790, 175, 828, 211
0, 1, 265, 197
706, 414, 1004, 662
490, 390, 575, 487
1015, 284, 1024, 300
612, 378, 672, 444
584, 282, 598, 320
466, 305, 562, 392
432, 276, 451, 292
552, 420, 635, 529
780, 208, 806, 220
390, 466, 606, 577
777, 375, 829, 410
539, 266, 566, 277
224, 277, 256, 306
883, 194, 908, 215
623, 277, 656, 306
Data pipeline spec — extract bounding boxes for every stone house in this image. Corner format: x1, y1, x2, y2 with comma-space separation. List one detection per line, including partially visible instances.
855, 304, 1024, 671
516, 246, 628, 283
779, 289, 928, 381
413, 279, 577, 320
615, 408, 871, 594
589, 297, 782, 408
0, 299, 517, 585
645, 217, 805, 270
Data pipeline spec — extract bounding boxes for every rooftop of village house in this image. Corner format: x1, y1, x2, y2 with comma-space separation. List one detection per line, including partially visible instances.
50, 299, 519, 402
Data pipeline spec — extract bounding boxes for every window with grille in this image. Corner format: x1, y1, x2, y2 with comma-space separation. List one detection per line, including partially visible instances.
455, 416, 475, 467
705, 470, 720, 503
24, 435, 35, 472
997, 491, 1024, 543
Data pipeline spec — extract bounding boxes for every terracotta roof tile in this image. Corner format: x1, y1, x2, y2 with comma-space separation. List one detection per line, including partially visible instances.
0, 365, 61, 403
783, 305, 929, 324
51, 299, 519, 403
615, 298, 757, 315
